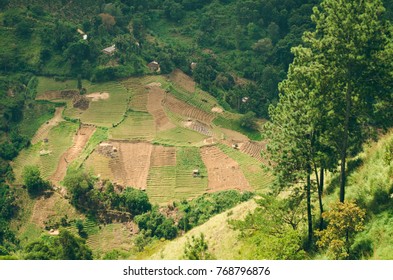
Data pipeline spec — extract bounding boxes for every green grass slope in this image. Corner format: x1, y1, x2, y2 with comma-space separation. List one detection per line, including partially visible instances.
148, 199, 258, 260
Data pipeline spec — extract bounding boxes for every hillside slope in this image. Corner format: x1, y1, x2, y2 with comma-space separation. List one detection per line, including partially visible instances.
148, 199, 258, 260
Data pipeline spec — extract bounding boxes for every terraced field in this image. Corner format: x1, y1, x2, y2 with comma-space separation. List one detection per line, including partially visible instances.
147, 86, 176, 131
238, 141, 267, 163
109, 111, 156, 141
12, 121, 78, 184
218, 144, 273, 193
14, 72, 274, 258
200, 146, 251, 192
64, 81, 131, 127
110, 142, 153, 190
31, 107, 65, 145
146, 166, 177, 203
154, 127, 208, 146
174, 147, 208, 200
163, 94, 215, 124
50, 125, 96, 184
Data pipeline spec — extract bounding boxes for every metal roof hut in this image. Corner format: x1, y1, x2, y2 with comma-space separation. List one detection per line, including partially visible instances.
192, 169, 200, 177
148, 61, 160, 72
102, 45, 116, 55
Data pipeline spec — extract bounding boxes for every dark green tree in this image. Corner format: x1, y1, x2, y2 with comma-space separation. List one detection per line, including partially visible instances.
22, 165, 50, 196
118, 187, 151, 216
304, 0, 393, 202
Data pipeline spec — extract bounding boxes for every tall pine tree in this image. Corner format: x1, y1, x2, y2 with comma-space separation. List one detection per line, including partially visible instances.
304, 0, 393, 202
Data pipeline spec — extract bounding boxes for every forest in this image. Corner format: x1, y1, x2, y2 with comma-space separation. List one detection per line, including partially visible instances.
1, 0, 393, 260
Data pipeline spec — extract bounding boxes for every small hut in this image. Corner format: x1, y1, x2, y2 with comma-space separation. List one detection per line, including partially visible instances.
192, 169, 200, 177
102, 45, 116, 55
148, 61, 160, 72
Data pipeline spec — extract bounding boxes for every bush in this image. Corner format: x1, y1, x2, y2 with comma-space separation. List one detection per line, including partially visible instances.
239, 111, 257, 130
183, 233, 214, 260
22, 165, 51, 196
118, 187, 151, 216
134, 208, 178, 240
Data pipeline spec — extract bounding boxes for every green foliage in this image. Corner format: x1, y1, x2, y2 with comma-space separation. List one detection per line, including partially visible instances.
239, 111, 257, 130
134, 207, 178, 240
24, 230, 93, 260
231, 195, 306, 260
176, 190, 254, 232
64, 171, 151, 219
0, 184, 18, 221
22, 165, 51, 196
117, 187, 152, 216
183, 233, 215, 260
315, 201, 366, 260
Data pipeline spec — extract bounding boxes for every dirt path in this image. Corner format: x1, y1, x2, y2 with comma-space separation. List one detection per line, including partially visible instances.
147, 86, 175, 131
31, 107, 64, 145
200, 146, 250, 192
50, 125, 96, 185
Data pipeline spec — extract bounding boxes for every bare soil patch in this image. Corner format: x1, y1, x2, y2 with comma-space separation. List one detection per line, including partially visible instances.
86, 92, 110, 101
50, 125, 96, 184
108, 141, 154, 190
211, 107, 224, 113
150, 146, 176, 167
146, 82, 162, 88
31, 107, 65, 145
147, 87, 175, 131
200, 146, 250, 192
169, 69, 196, 93
163, 94, 215, 124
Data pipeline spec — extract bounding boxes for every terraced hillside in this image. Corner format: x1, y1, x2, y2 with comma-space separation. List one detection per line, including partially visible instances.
14, 70, 271, 199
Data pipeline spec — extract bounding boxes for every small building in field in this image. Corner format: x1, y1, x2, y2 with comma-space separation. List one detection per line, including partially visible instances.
190, 62, 197, 71
192, 169, 200, 177
102, 45, 116, 55
148, 61, 160, 72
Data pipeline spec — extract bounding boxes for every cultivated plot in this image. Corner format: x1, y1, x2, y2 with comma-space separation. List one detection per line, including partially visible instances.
146, 86, 176, 131
31, 107, 65, 145
200, 146, 251, 192
218, 144, 273, 193
12, 121, 78, 184
50, 125, 96, 185
64, 81, 130, 127
109, 111, 156, 141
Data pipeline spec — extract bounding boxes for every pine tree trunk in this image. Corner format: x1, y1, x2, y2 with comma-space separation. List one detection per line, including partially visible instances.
313, 164, 324, 230
340, 83, 351, 203
306, 173, 313, 247
318, 168, 324, 230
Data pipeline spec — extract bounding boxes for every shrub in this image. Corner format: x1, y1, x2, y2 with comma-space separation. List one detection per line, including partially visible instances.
22, 165, 51, 196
